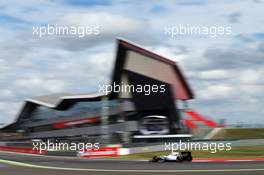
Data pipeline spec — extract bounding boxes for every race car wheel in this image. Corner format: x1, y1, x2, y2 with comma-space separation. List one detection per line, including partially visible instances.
152, 156, 158, 162
187, 157, 193, 162
177, 157, 182, 162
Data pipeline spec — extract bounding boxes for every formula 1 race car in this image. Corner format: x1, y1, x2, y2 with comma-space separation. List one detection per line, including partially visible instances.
150, 151, 192, 162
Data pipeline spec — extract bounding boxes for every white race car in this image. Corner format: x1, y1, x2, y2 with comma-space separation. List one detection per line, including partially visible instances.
150, 152, 192, 162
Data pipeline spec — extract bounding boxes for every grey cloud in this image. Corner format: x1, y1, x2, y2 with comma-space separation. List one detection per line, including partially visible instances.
227, 12, 242, 24
234, 34, 256, 43
197, 45, 263, 71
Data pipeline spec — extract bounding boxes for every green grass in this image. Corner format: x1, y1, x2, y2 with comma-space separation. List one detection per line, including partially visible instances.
116, 145, 264, 160
212, 128, 264, 140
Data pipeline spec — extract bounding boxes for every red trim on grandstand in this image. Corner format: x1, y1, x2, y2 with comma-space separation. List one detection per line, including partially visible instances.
78, 147, 119, 158
0, 146, 47, 155
52, 117, 99, 129
184, 110, 218, 128
183, 120, 198, 129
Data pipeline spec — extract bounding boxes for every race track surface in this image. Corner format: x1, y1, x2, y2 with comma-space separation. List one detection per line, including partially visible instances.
1, 151, 264, 175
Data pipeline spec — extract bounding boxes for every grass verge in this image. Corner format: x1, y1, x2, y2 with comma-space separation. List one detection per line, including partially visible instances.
212, 128, 264, 139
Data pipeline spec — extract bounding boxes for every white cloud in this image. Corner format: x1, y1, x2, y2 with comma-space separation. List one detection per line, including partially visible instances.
0, 89, 15, 99
239, 69, 260, 84
0, 101, 22, 124
197, 69, 231, 80
60, 12, 146, 35
197, 84, 234, 100
15, 75, 67, 93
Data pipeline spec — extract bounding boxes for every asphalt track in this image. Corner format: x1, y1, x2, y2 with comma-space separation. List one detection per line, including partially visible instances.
1, 151, 264, 175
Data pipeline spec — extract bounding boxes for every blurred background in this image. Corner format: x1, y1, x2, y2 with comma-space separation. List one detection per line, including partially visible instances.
0, 0, 264, 159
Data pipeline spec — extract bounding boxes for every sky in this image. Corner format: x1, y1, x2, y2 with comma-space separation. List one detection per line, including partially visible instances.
0, 0, 263, 126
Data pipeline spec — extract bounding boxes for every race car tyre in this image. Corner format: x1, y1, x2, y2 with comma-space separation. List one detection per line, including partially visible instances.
152, 156, 158, 162
187, 157, 192, 162
177, 157, 182, 162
